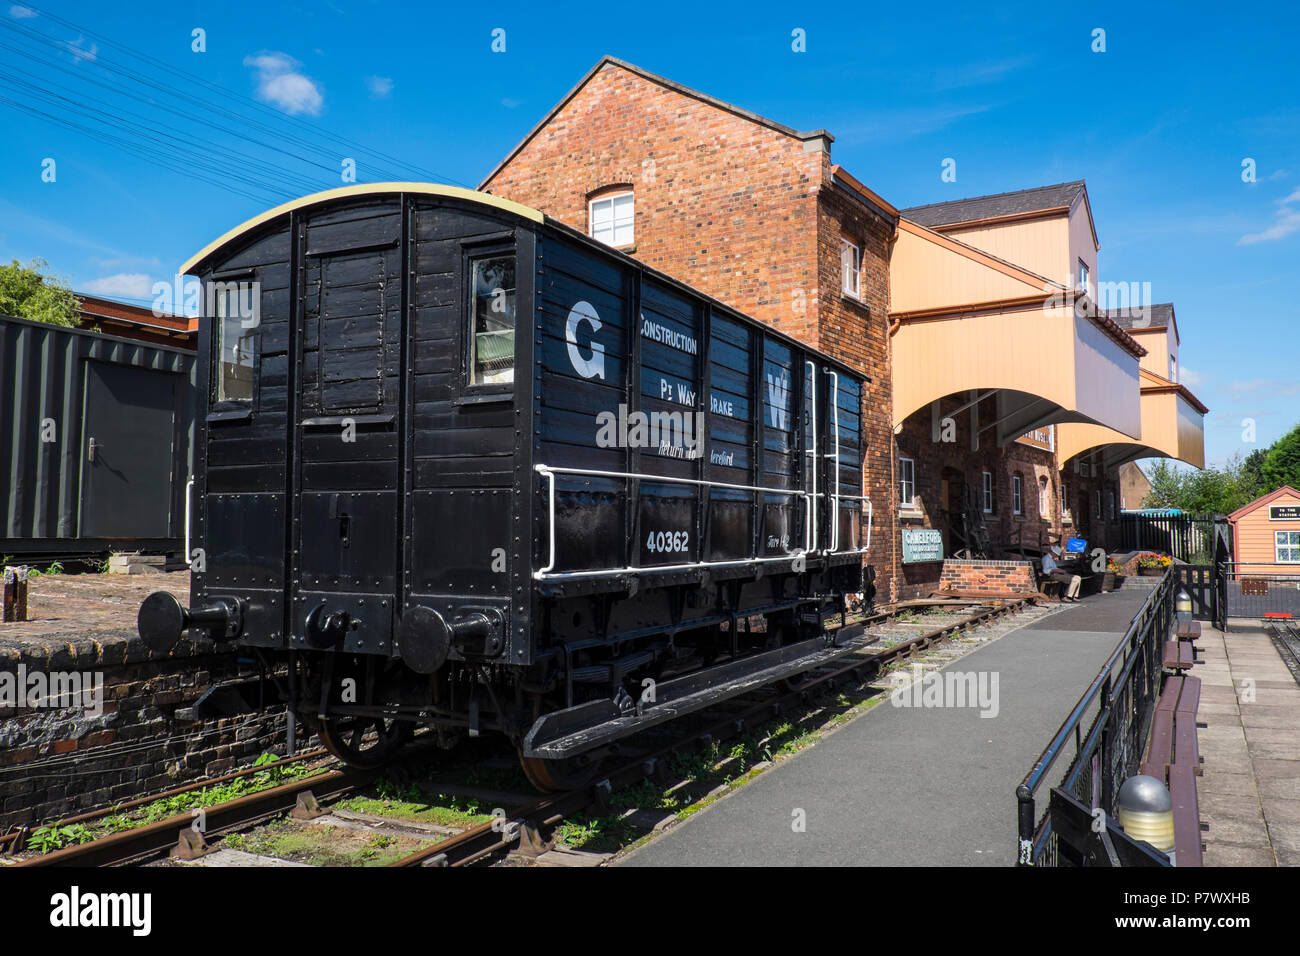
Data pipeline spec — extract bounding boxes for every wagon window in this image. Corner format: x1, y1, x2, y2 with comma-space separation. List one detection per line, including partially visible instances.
469, 255, 516, 386
214, 283, 256, 403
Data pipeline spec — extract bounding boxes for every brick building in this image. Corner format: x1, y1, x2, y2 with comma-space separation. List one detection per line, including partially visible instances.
482, 57, 1207, 602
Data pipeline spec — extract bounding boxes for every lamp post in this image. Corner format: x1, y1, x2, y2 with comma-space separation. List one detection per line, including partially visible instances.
1116, 773, 1176, 863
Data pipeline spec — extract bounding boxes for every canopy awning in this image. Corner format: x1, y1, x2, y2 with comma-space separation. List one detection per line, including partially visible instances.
890, 218, 1145, 444
1056, 370, 1207, 470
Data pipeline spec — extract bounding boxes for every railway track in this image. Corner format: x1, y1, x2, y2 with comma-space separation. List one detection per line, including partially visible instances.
7, 596, 1041, 868
1264, 619, 1300, 686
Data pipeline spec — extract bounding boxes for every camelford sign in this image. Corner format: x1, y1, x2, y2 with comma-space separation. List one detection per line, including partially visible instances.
901, 528, 944, 564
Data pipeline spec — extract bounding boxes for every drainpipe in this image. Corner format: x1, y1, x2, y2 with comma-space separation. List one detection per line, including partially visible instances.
885, 216, 901, 603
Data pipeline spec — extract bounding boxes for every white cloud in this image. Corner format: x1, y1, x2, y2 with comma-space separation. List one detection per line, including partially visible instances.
9, 5, 37, 17
836, 102, 995, 143
1238, 187, 1300, 244
1178, 366, 1208, 388
243, 52, 323, 116
64, 36, 97, 63
366, 76, 393, 99
1226, 377, 1300, 397
81, 273, 154, 299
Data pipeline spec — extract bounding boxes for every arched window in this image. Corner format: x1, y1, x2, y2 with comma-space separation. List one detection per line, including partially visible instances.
1038, 475, 1050, 518
1012, 474, 1023, 515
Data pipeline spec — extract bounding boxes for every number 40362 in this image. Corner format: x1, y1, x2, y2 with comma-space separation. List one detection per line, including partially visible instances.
646, 530, 689, 553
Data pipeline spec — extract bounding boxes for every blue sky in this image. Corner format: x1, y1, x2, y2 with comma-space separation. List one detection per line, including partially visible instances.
2, 1, 1296, 467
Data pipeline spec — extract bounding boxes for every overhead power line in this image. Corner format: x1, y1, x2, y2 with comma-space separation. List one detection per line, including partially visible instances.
0, 6, 474, 205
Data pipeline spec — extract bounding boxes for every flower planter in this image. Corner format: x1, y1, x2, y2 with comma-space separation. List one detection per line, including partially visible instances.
1102, 572, 1123, 590
1138, 567, 1163, 577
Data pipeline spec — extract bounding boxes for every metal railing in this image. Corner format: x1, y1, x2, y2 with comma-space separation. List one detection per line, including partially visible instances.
534, 463, 871, 581
1223, 563, 1300, 620
1015, 570, 1175, 866
1118, 512, 1225, 563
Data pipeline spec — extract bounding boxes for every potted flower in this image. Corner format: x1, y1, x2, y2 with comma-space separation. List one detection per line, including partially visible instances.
1136, 552, 1172, 576
1102, 558, 1124, 591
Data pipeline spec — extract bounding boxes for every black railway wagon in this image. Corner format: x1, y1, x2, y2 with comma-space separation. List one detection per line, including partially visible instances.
139, 183, 876, 790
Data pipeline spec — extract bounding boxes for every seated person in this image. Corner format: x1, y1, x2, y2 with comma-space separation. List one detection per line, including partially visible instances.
1042, 545, 1082, 602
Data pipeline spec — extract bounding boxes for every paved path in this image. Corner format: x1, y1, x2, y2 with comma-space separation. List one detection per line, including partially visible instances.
1197, 622, 1300, 866
621, 589, 1153, 867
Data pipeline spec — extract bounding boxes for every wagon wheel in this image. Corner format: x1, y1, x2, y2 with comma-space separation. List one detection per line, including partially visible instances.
516, 750, 602, 793
318, 715, 409, 769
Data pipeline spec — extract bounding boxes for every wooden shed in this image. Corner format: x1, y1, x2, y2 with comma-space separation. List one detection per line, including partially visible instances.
1226, 486, 1300, 574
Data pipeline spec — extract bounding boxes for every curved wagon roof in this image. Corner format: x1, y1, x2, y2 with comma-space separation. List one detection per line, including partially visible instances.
179, 181, 867, 382
179, 182, 544, 275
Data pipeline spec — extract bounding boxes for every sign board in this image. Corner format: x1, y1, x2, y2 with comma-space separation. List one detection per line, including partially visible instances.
1269, 505, 1300, 521
901, 528, 944, 564
1016, 426, 1054, 452
1065, 537, 1088, 554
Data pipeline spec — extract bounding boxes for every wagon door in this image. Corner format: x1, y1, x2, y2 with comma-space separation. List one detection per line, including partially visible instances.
291, 221, 404, 656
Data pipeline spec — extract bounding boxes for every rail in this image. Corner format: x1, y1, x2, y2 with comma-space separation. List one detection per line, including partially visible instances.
1015, 570, 1175, 866
534, 463, 870, 581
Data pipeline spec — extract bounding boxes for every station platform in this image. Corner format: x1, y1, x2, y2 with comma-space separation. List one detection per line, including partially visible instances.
620, 588, 1155, 867
1196, 622, 1300, 866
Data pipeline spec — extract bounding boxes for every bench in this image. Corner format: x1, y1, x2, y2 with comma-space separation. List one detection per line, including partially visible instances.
1162, 641, 1196, 671
1176, 620, 1201, 640
1140, 674, 1205, 866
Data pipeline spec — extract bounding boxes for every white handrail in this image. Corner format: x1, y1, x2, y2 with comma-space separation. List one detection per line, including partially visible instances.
805, 360, 817, 554
537, 466, 557, 576
534, 463, 810, 581
184, 476, 194, 566
826, 369, 840, 553
535, 463, 806, 497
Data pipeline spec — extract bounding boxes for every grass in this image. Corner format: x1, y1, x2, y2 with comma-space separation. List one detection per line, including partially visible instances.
24, 752, 319, 853
335, 793, 493, 830
222, 820, 429, 867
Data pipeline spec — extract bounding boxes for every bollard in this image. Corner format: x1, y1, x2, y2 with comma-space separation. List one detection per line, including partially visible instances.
3, 566, 29, 622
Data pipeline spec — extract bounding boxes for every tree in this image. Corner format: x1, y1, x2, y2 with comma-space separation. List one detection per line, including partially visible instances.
1262, 424, 1300, 491
0, 258, 81, 327
1242, 447, 1270, 499
1144, 453, 1261, 515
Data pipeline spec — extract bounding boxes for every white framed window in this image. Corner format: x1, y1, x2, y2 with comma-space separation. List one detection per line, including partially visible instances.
468, 254, 517, 386
1276, 531, 1300, 564
1038, 475, 1050, 518
840, 239, 861, 298
1077, 258, 1089, 294
589, 191, 634, 247
898, 457, 916, 510
1061, 484, 1070, 516
1169, 354, 1177, 383
214, 285, 256, 404
982, 471, 993, 513
1012, 475, 1023, 515
1108, 491, 1116, 520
